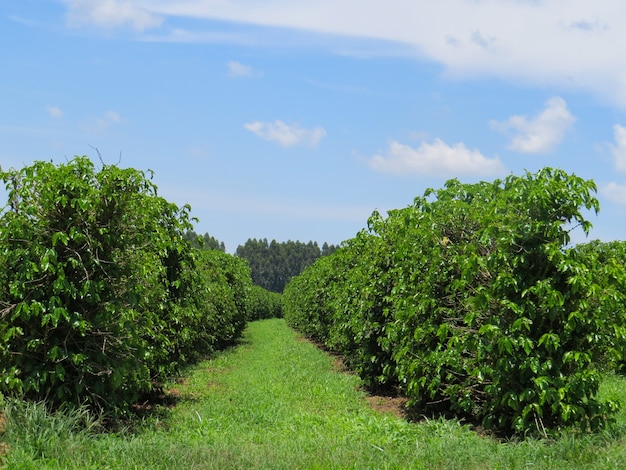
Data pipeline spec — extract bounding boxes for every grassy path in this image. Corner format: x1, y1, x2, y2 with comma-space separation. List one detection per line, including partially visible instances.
3, 319, 626, 468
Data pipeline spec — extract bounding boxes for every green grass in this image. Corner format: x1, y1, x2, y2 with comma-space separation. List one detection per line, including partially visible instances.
2, 318, 626, 469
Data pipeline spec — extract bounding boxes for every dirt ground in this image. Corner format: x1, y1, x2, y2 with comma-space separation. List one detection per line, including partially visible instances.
365, 394, 409, 418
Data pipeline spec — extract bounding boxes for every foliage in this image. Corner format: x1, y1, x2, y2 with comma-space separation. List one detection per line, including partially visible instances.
247, 285, 283, 321
190, 249, 252, 350
0, 157, 250, 415
570, 240, 626, 371
5, 320, 626, 469
284, 168, 626, 436
184, 230, 226, 252
236, 238, 338, 292
283, 252, 345, 344
283, 233, 396, 392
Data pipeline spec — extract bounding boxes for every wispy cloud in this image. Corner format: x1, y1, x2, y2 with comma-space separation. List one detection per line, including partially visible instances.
610, 124, 626, 173
115, 1, 626, 107
569, 19, 608, 33
188, 146, 208, 159
490, 97, 575, 154
160, 185, 374, 222
304, 78, 369, 94
227, 60, 261, 78
244, 120, 326, 148
0, 125, 58, 137
602, 181, 626, 205
471, 30, 496, 49
602, 124, 626, 205
63, 0, 163, 31
83, 110, 123, 132
8, 15, 37, 27
99, 110, 122, 128
366, 139, 505, 178
47, 106, 63, 118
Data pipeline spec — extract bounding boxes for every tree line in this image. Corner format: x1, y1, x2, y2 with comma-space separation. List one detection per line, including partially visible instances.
185, 231, 339, 293
236, 238, 338, 293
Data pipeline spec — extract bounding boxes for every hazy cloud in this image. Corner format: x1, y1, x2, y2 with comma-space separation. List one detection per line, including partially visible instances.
244, 120, 326, 148
188, 146, 208, 159
601, 124, 626, 205
471, 30, 496, 49
85, 110, 123, 132
9, 15, 37, 27
602, 181, 626, 205
63, 0, 163, 31
569, 19, 608, 32
367, 139, 505, 177
491, 97, 575, 153
304, 79, 369, 94
47, 106, 63, 118
227, 60, 261, 78
105, 111, 121, 122
160, 186, 373, 222
611, 124, 626, 173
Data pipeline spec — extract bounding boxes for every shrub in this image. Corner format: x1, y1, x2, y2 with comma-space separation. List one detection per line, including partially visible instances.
570, 240, 626, 372
0, 157, 251, 415
191, 249, 252, 350
283, 251, 345, 343
247, 285, 282, 321
285, 168, 626, 436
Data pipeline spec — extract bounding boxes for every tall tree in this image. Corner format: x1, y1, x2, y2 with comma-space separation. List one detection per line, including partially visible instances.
236, 238, 339, 292
184, 230, 226, 252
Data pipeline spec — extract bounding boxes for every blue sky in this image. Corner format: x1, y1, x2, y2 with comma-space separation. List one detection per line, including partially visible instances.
2, 0, 626, 251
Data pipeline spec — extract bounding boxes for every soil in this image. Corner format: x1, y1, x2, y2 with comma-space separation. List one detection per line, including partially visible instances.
365, 395, 409, 419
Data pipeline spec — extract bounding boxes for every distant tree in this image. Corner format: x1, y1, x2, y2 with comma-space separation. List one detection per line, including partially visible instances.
236, 238, 339, 292
322, 242, 338, 256
184, 230, 226, 252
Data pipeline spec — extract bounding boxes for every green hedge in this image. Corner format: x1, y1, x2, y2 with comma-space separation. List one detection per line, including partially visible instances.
284, 168, 626, 436
0, 157, 251, 415
247, 285, 282, 321
571, 240, 626, 372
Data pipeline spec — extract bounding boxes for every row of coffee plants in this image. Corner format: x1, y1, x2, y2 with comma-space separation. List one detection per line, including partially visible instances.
0, 157, 259, 416
247, 285, 283, 321
571, 239, 626, 371
283, 168, 626, 436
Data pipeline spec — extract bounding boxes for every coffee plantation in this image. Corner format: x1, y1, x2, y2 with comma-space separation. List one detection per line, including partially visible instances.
284, 168, 626, 436
0, 157, 276, 416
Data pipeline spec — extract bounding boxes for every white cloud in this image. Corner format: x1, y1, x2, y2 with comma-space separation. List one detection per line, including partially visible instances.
244, 120, 326, 148
63, 0, 163, 31
603, 124, 626, 205
227, 60, 261, 78
367, 139, 506, 178
490, 97, 575, 153
611, 124, 626, 173
131, 1, 626, 107
47, 106, 63, 118
471, 30, 496, 49
602, 182, 626, 205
